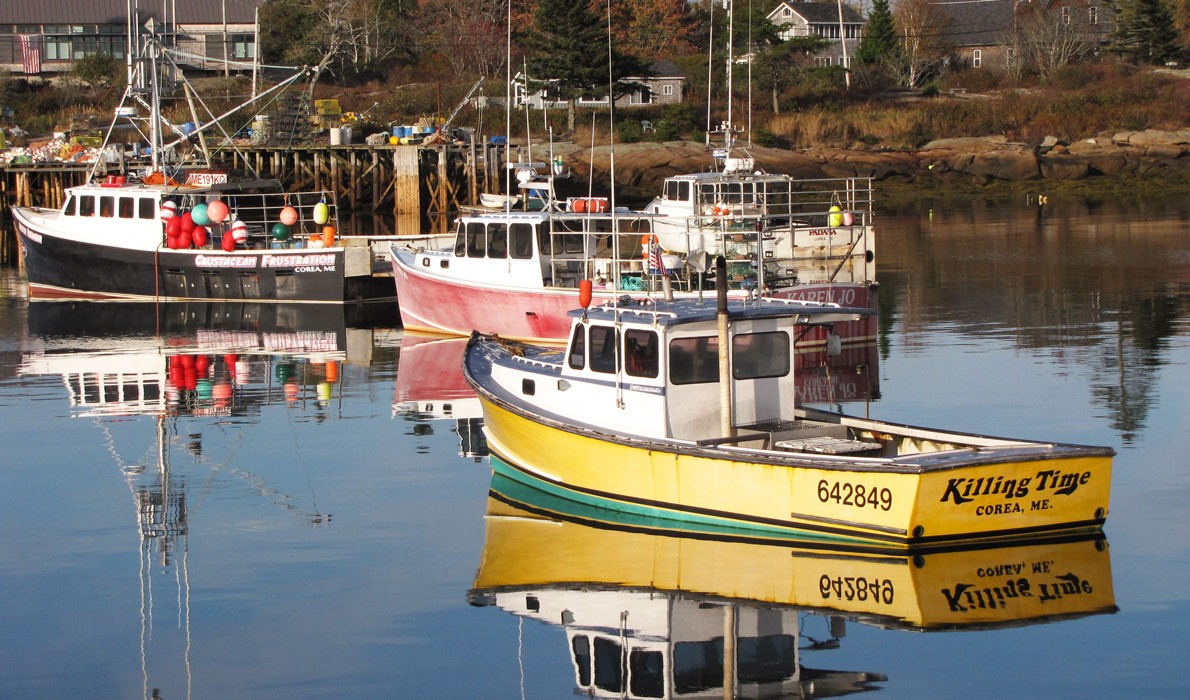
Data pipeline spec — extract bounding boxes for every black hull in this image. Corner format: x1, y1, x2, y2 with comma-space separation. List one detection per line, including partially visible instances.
15, 219, 395, 306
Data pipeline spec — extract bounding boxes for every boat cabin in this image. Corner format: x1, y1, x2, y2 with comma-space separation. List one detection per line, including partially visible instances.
549, 298, 860, 442
436, 211, 652, 290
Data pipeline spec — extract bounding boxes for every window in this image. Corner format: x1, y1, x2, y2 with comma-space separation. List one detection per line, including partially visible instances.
118, 197, 135, 218
572, 636, 592, 687
138, 198, 155, 219
99, 195, 115, 218
669, 336, 720, 384
662, 84, 674, 96
629, 649, 665, 698
593, 637, 626, 692
465, 221, 485, 257
1061, 7, 1071, 24
487, 222, 507, 258
732, 331, 790, 380
589, 326, 619, 374
79, 196, 95, 217
510, 222, 534, 258
1089, 6, 1098, 24
63, 195, 76, 216
972, 49, 982, 68
737, 635, 797, 683
568, 324, 586, 369
231, 34, 255, 60
625, 329, 659, 378
1006, 47, 1016, 67
453, 220, 466, 256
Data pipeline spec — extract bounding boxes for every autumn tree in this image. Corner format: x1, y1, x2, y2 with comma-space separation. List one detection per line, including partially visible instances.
617, 0, 699, 58
1111, 0, 1180, 64
418, 0, 509, 79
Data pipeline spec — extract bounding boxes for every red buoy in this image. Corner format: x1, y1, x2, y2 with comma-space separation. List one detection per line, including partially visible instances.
579, 279, 593, 308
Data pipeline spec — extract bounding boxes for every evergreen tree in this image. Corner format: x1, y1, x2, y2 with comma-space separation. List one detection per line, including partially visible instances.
1111, 0, 1180, 64
855, 0, 901, 66
524, 0, 636, 101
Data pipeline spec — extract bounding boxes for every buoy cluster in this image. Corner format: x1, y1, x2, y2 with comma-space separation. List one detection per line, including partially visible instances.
160, 198, 335, 251
163, 352, 342, 412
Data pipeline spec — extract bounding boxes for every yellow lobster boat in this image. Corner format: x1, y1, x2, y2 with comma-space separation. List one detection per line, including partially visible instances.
463, 264, 1114, 550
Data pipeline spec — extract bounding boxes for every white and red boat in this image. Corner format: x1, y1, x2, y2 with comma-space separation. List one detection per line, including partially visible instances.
390, 178, 877, 347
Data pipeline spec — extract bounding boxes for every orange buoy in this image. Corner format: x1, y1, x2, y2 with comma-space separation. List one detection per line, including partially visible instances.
322, 225, 336, 247
280, 205, 299, 226
579, 279, 593, 308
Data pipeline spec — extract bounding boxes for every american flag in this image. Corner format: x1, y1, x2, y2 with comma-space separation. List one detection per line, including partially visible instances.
647, 238, 667, 275
19, 34, 42, 75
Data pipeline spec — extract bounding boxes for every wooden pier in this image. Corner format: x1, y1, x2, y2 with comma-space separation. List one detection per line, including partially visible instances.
1, 142, 508, 217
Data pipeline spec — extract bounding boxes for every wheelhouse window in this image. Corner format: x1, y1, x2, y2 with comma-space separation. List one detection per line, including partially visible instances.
572, 635, 592, 686
568, 324, 586, 369
629, 649, 665, 698
99, 195, 115, 218
510, 222, 534, 258
625, 329, 659, 378
138, 198, 155, 219
63, 195, 76, 216
118, 197, 135, 218
79, 195, 95, 217
669, 336, 720, 384
732, 331, 790, 380
487, 222, 508, 258
593, 637, 626, 692
589, 325, 619, 374
465, 221, 486, 257
453, 220, 466, 256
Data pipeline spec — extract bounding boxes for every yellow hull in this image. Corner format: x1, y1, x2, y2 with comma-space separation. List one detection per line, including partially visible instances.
481, 397, 1112, 548
474, 496, 1117, 630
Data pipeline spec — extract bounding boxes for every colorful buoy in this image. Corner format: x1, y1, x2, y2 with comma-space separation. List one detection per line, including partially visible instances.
271, 222, 292, 241
191, 203, 210, 226
230, 219, 249, 244
312, 201, 330, 225
160, 200, 177, 222
207, 200, 229, 223
279, 206, 299, 226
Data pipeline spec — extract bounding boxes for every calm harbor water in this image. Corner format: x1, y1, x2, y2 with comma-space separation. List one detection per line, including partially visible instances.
1, 191, 1188, 698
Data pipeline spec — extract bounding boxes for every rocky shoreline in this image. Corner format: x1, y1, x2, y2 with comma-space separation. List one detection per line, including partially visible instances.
552, 128, 1190, 198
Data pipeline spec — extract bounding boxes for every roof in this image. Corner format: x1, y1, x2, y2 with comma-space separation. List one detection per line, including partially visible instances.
930, 0, 1015, 47
769, 2, 866, 25
0, 0, 262, 25
570, 297, 870, 327
649, 59, 685, 79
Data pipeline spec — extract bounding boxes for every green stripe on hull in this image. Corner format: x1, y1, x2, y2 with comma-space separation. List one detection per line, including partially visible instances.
490, 454, 864, 547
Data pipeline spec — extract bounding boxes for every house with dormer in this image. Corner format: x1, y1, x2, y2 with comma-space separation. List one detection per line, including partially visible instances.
766, 1, 866, 69
512, 60, 685, 109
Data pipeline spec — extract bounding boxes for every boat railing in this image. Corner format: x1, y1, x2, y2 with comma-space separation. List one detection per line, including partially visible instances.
177, 189, 340, 249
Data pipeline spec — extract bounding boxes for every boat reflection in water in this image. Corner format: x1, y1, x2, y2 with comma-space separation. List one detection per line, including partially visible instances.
393, 332, 487, 458
18, 302, 381, 695
469, 476, 1116, 698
